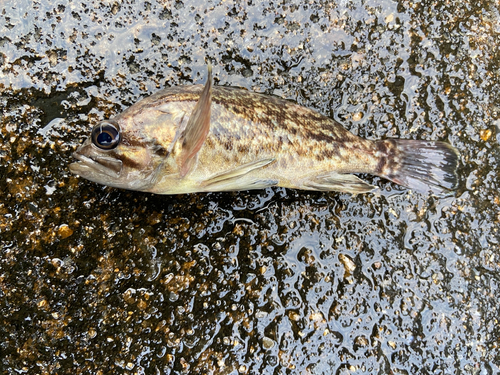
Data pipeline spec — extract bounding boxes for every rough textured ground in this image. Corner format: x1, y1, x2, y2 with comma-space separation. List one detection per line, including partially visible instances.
1, 0, 499, 374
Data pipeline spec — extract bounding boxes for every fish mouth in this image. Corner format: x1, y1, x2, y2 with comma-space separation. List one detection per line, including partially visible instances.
69, 152, 123, 179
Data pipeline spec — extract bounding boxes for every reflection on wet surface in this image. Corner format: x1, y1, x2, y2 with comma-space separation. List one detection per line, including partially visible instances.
1, 0, 499, 373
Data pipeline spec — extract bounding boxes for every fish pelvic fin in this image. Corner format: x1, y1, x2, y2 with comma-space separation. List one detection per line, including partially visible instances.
376, 139, 459, 195
177, 63, 213, 177
202, 158, 278, 192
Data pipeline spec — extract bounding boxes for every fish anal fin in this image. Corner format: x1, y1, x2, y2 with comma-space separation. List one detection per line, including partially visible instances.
177, 64, 213, 177
202, 158, 277, 192
304, 172, 376, 194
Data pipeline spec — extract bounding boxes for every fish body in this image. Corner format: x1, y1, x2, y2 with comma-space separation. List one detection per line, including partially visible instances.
70, 67, 459, 195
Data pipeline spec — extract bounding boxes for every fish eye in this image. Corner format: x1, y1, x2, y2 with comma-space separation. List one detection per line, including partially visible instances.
91, 121, 121, 150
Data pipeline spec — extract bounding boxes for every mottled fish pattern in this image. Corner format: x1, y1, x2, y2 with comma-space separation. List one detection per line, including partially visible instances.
70, 67, 459, 195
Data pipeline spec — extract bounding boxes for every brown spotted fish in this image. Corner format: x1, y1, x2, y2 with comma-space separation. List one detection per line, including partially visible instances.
70, 65, 459, 195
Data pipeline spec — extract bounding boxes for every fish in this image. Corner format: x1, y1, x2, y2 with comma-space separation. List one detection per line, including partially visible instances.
70, 65, 459, 195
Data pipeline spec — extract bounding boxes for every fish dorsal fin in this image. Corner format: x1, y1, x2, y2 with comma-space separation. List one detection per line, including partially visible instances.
202, 158, 277, 192
177, 64, 213, 177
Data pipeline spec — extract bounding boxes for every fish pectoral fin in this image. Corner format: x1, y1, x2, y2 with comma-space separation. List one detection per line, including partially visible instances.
177, 64, 213, 177
303, 172, 377, 194
202, 158, 278, 192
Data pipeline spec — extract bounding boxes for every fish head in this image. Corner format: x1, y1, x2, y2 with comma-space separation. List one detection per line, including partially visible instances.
69, 103, 187, 191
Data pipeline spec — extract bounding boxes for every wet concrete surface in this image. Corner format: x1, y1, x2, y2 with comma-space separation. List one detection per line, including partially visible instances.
1, 0, 499, 373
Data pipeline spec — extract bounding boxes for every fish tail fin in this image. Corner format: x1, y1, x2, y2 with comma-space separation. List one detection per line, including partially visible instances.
376, 139, 459, 194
